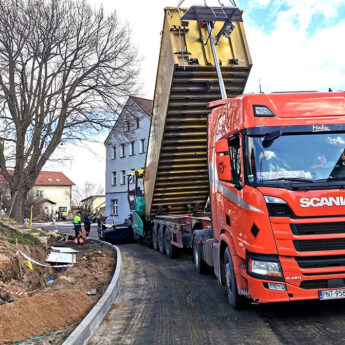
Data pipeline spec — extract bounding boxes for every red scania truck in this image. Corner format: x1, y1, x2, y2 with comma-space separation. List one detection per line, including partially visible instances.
127, 4, 345, 308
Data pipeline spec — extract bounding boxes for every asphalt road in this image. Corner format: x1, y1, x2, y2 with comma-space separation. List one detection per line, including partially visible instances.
90, 243, 345, 345
32, 221, 100, 240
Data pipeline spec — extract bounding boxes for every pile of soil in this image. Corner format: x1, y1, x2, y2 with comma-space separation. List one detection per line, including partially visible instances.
0, 224, 116, 344
46, 240, 115, 299
0, 290, 94, 344
0, 228, 49, 296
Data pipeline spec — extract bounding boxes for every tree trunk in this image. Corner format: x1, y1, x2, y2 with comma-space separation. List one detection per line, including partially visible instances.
9, 187, 29, 223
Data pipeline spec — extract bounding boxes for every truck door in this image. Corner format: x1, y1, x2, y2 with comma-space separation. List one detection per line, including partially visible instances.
215, 134, 243, 244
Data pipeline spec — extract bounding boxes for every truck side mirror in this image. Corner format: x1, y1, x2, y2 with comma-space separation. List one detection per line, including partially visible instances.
215, 139, 232, 182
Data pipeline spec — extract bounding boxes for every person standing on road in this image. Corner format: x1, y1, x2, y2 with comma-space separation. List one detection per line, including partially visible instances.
83, 210, 92, 240
73, 211, 83, 244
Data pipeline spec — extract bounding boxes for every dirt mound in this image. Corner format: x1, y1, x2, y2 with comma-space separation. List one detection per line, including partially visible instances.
50, 249, 115, 295
0, 289, 94, 344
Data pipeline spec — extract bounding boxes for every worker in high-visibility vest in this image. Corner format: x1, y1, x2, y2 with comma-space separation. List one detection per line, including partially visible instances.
73, 211, 83, 244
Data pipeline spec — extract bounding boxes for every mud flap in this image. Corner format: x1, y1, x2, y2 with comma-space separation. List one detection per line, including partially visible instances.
212, 242, 221, 283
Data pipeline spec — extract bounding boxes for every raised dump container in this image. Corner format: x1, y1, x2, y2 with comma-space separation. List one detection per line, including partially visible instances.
144, 6, 252, 219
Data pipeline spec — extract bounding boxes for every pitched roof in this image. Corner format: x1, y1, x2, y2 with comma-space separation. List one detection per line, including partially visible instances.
81, 195, 105, 202
130, 96, 153, 116
35, 171, 75, 186
0, 170, 75, 186
104, 95, 153, 145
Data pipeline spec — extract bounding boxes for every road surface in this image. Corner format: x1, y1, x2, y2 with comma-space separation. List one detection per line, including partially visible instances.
32, 221, 99, 240
90, 243, 345, 345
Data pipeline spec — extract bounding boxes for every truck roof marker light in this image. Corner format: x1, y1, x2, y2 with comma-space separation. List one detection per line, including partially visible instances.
253, 105, 275, 117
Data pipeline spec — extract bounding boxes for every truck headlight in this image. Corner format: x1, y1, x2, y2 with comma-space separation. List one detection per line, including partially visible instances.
249, 259, 282, 277
264, 196, 286, 204
264, 195, 294, 217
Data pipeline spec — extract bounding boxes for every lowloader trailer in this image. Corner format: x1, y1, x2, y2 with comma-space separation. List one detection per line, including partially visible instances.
130, 4, 345, 308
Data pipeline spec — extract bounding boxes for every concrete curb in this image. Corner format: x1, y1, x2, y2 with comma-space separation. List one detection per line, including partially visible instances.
62, 243, 122, 345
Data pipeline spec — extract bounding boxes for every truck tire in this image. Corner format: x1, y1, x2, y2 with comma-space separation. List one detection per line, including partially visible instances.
193, 237, 208, 273
224, 247, 247, 309
165, 228, 178, 259
153, 225, 159, 251
158, 225, 165, 254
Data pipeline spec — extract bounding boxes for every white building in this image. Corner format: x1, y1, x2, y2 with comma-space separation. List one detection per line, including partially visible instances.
104, 96, 152, 224
31, 171, 74, 216
80, 195, 106, 214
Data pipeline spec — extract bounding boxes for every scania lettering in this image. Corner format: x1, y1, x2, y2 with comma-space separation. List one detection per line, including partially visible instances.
300, 197, 345, 208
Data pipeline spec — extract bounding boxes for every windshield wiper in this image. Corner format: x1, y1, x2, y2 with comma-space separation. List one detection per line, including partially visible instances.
317, 177, 345, 182
261, 177, 315, 183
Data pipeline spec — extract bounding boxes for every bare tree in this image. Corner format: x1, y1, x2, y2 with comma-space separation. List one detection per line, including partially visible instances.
0, 0, 139, 221
72, 180, 104, 204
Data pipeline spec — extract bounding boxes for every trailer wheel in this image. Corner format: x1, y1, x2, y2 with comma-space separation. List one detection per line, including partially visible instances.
158, 225, 165, 254
153, 224, 159, 251
165, 229, 178, 259
193, 237, 207, 273
224, 247, 246, 309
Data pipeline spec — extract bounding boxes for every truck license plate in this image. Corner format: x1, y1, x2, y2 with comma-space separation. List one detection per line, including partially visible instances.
319, 289, 345, 300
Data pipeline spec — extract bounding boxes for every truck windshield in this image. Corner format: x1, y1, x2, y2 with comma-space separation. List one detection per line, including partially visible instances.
246, 132, 345, 185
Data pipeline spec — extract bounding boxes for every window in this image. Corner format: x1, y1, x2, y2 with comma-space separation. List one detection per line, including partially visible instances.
120, 144, 125, 158
112, 146, 116, 159
140, 139, 145, 154
126, 120, 130, 132
111, 199, 118, 216
121, 170, 126, 185
130, 141, 135, 156
36, 190, 43, 198
136, 118, 140, 129
229, 136, 241, 183
112, 171, 117, 185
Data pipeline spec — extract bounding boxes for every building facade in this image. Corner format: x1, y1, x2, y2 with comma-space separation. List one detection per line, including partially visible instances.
31, 171, 74, 217
104, 96, 152, 224
80, 195, 106, 215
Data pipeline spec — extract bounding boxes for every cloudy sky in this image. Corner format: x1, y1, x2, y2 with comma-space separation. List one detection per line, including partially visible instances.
45, 0, 345, 192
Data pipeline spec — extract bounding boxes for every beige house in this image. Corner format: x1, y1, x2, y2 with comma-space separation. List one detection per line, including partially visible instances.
31, 171, 75, 218
80, 195, 105, 214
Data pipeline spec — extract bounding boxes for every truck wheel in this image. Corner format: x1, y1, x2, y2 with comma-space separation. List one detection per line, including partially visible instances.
153, 225, 159, 251
224, 247, 246, 309
158, 226, 165, 254
193, 237, 207, 273
165, 229, 178, 259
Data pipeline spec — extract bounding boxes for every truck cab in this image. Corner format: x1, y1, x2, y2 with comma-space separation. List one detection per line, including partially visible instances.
208, 91, 345, 306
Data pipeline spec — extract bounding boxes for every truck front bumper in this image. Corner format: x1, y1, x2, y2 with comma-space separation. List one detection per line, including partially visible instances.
246, 273, 345, 303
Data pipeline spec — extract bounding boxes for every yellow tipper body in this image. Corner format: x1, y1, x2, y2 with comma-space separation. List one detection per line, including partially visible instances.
144, 7, 252, 219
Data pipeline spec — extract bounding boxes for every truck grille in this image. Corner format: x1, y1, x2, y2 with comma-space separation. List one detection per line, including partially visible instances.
297, 255, 345, 268
294, 238, 345, 252
291, 222, 345, 235
300, 279, 345, 289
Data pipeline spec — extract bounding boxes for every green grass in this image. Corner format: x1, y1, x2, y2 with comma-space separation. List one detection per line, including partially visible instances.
8, 233, 39, 245
0, 225, 5, 233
